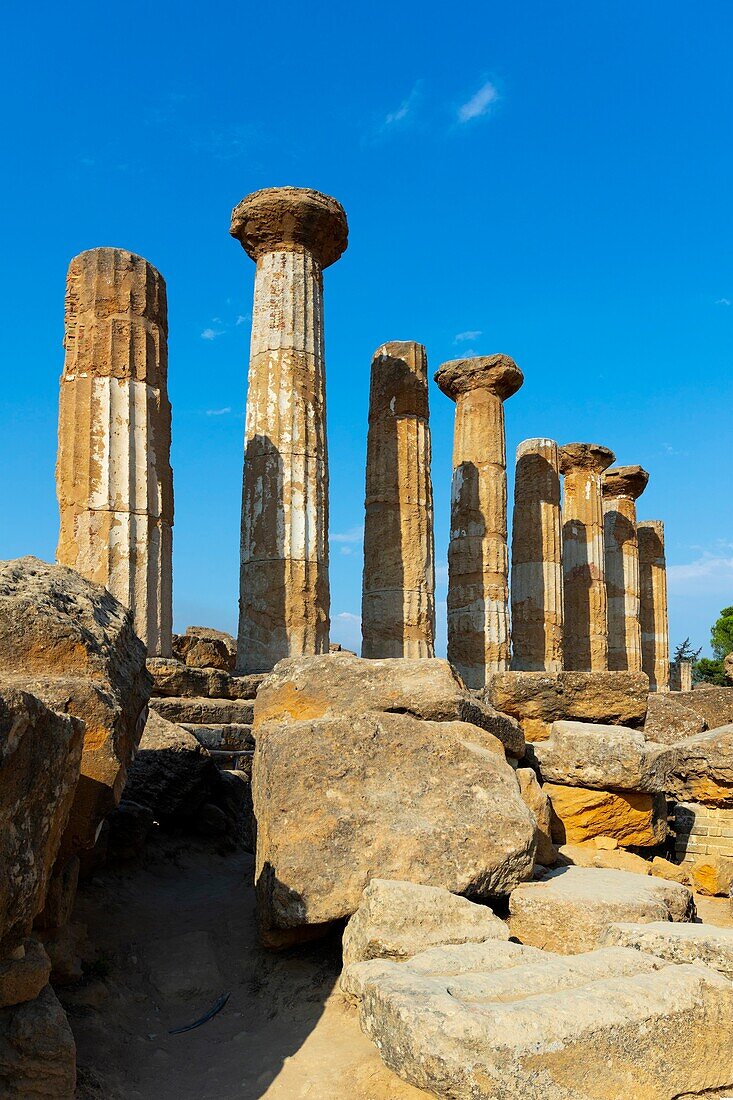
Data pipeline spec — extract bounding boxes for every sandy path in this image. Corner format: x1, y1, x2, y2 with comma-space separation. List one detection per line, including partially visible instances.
66, 833, 428, 1100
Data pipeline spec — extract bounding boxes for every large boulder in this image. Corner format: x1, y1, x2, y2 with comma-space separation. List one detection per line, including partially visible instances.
146, 657, 261, 700
675, 685, 733, 728
347, 939, 733, 1099
0, 557, 150, 859
545, 783, 667, 847
667, 724, 733, 806
172, 626, 236, 671
341, 879, 509, 972
644, 692, 707, 744
254, 710, 536, 945
0, 690, 83, 957
516, 768, 555, 865
0, 984, 76, 1097
603, 921, 733, 980
254, 653, 524, 756
509, 866, 695, 953
123, 709, 219, 824
532, 720, 675, 792
483, 669, 649, 742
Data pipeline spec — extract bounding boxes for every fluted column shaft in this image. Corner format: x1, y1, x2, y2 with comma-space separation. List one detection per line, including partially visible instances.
638, 520, 670, 691
511, 438, 563, 672
239, 248, 328, 672
560, 444, 615, 672
602, 465, 648, 673
56, 248, 173, 656
362, 342, 435, 658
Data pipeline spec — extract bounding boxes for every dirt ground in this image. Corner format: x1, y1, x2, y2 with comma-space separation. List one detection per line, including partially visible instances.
65, 832, 428, 1100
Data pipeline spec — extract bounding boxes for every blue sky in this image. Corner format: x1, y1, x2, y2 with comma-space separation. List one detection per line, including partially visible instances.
1, 2, 731, 657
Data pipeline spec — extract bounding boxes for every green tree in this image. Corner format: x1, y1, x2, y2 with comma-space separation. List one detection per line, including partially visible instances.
711, 606, 733, 660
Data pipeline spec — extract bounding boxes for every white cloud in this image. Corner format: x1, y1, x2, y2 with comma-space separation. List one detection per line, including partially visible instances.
206, 407, 231, 416
201, 328, 222, 341
340, 546, 353, 556
330, 526, 363, 545
458, 81, 499, 123
454, 330, 482, 343
336, 611, 361, 623
383, 83, 422, 129
235, 314, 249, 325
716, 298, 731, 306
667, 553, 733, 596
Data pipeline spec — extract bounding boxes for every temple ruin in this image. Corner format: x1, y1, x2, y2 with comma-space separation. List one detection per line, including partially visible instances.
639, 519, 671, 691
602, 464, 649, 672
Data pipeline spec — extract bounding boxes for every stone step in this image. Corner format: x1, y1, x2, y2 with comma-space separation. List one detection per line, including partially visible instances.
147, 657, 262, 701
180, 723, 254, 751
149, 696, 255, 725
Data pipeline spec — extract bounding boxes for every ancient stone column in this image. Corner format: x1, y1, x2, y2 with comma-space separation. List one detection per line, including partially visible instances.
559, 443, 615, 672
602, 465, 649, 672
56, 248, 173, 656
435, 354, 523, 689
638, 520, 670, 692
510, 438, 563, 672
230, 187, 348, 674
362, 342, 435, 659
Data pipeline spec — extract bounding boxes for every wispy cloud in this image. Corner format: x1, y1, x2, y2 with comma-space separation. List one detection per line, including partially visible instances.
206, 407, 231, 416
384, 83, 421, 128
715, 298, 731, 306
201, 327, 222, 341
330, 526, 363, 545
454, 330, 482, 343
458, 81, 499, 123
235, 314, 249, 326
668, 552, 733, 596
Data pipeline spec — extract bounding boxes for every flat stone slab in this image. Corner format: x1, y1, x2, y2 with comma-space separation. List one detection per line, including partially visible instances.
341, 879, 508, 975
147, 657, 261, 700
603, 921, 733, 980
532, 720, 675, 792
348, 939, 733, 1099
149, 696, 255, 725
667, 724, 733, 807
179, 722, 254, 750
509, 866, 695, 953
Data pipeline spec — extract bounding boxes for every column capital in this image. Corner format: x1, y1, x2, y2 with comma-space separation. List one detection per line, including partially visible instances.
434, 354, 523, 402
559, 442, 615, 476
229, 186, 348, 269
602, 464, 649, 501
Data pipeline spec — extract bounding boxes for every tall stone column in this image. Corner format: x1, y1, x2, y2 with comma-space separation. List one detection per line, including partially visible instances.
638, 520, 670, 691
510, 438, 563, 672
559, 443, 615, 671
602, 465, 649, 672
56, 248, 173, 656
435, 354, 523, 689
362, 341, 435, 659
230, 187, 348, 674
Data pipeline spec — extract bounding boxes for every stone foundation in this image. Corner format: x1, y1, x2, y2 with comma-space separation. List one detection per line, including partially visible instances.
675, 801, 733, 864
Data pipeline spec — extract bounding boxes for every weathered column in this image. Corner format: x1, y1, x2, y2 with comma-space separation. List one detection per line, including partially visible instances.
435, 355, 523, 689
559, 443, 615, 671
230, 187, 348, 674
56, 248, 173, 656
362, 342, 435, 659
638, 520, 670, 691
510, 438, 564, 672
602, 465, 649, 672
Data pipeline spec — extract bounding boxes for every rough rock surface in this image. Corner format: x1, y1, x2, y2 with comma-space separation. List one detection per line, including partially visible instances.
0, 689, 83, 956
516, 767, 555, 865
254, 653, 524, 756
558, 844, 651, 875
341, 879, 508, 973
0, 942, 51, 1011
644, 691, 707, 744
484, 669, 649, 742
348, 939, 733, 1099
668, 724, 733, 806
532, 720, 675, 792
689, 855, 733, 897
146, 657, 261, 700
603, 921, 733, 980
545, 782, 667, 846
0, 557, 150, 858
123, 709, 218, 823
650, 855, 691, 885
254, 710, 535, 942
671, 686, 733, 729
150, 695, 254, 726
509, 866, 695, 953
0, 983, 76, 1097
172, 627, 236, 671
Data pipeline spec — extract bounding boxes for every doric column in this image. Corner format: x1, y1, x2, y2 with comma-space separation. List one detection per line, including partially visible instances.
510, 438, 563, 672
602, 465, 649, 672
362, 342, 435, 659
559, 443, 615, 671
56, 248, 173, 656
230, 187, 348, 674
638, 520, 670, 692
435, 354, 523, 689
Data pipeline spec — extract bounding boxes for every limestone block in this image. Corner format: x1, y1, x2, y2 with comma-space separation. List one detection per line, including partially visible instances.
516, 768, 555, 865
146, 657, 262, 700
253, 710, 536, 942
0, 942, 51, 1011
638, 520, 670, 691
341, 879, 508, 973
689, 856, 733, 897
544, 782, 667, 847
558, 844, 651, 875
348, 939, 732, 1099
644, 690, 707, 743
509, 866, 695, 953
650, 856, 691, 885
602, 465, 648, 672
362, 342, 435, 659
172, 629, 235, 671
603, 920, 733, 980
123, 710, 219, 824
0, 984, 76, 1097
149, 695, 254, 725
253, 653, 524, 755
510, 438, 563, 673
668, 724, 733, 806
0, 689, 83, 958
532, 719, 676, 792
